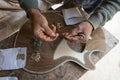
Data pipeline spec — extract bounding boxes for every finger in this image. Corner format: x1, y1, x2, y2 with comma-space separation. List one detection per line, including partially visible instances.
62, 32, 69, 37
64, 35, 74, 41
62, 32, 68, 36
37, 32, 53, 41
51, 24, 56, 33
43, 33, 59, 42
70, 37, 79, 42
63, 28, 81, 37
44, 25, 56, 37
51, 24, 59, 38
79, 33, 89, 43
68, 36, 81, 42
63, 32, 77, 41
54, 33, 59, 39
36, 31, 52, 41
71, 29, 78, 36
64, 34, 87, 43
69, 36, 87, 43
78, 33, 85, 40
79, 36, 87, 43
38, 31, 59, 42
37, 32, 48, 40
63, 31, 74, 37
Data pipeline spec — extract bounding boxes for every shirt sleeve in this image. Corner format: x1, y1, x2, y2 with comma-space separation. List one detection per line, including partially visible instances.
88, 0, 120, 30
18, 0, 39, 12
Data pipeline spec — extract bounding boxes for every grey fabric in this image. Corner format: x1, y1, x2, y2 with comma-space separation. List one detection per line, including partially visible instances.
63, 0, 104, 14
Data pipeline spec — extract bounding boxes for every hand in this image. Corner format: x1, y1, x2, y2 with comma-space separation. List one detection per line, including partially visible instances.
63, 21, 93, 43
28, 9, 59, 42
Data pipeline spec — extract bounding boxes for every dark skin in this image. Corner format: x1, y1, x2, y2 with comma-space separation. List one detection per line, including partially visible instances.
28, 9, 93, 43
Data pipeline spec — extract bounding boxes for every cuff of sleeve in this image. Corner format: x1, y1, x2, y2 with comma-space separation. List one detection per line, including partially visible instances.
19, 0, 39, 12
88, 16, 100, 30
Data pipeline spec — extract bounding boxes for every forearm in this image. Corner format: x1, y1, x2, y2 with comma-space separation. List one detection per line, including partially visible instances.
88, 0, 120, 30
18, 0, 41, 19
18, 0, 39, 12
27, 9, 43, 21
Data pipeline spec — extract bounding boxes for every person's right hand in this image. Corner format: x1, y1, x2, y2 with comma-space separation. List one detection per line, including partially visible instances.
63, 21, 93, 43
28, 9, 59, 42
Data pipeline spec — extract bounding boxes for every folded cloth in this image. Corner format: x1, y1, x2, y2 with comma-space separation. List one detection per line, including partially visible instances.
62, 7, 86, 25
0, 48, 27, 70
0, 77, 18, 80
0, 11, 27, 41
0, 0, 21, 10
0, 0, 27, 41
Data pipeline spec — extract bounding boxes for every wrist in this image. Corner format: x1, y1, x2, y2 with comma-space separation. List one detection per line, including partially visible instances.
27, 9, 42, 19
82, 21, 94, 31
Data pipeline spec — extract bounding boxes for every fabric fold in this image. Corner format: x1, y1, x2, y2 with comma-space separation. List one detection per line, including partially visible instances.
0, 48, 27, 71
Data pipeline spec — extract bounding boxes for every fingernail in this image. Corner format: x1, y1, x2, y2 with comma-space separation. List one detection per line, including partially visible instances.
80, 36, 84, 39
51, 32, 56, 36
56, 33, 59, 36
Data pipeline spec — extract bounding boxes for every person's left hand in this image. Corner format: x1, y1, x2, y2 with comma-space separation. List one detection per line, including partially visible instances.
63, 21, 93, 43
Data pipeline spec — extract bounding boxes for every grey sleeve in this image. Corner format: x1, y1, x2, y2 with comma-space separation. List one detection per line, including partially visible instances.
18, 0, 39, 12
88, 0, 120, 30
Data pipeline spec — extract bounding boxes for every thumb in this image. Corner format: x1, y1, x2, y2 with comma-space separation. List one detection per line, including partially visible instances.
44, 26, 56, 37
